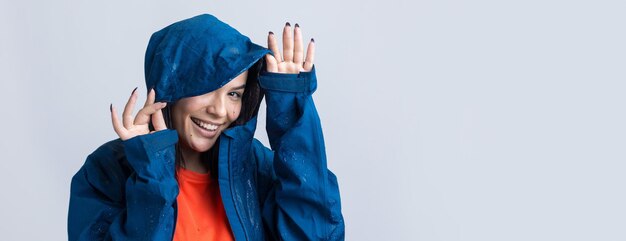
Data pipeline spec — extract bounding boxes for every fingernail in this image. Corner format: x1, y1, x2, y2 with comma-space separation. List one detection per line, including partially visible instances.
269, 31, 274, 35
311, 38, 315, 43
110, 103, 112, 112
285, 22, 291, 27
131, 87, 138, 95
295, 23, 299, 28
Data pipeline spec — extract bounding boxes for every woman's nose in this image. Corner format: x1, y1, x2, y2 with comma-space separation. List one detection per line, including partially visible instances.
206, 95, 227, 117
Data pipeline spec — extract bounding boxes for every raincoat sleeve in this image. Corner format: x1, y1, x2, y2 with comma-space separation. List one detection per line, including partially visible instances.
68, 130, 179, 241
256, 66, 345, 240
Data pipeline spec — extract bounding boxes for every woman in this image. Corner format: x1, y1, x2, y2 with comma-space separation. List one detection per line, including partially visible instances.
68, 14, 344, 241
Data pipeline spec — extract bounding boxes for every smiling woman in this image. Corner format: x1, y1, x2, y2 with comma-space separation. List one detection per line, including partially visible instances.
68, 14, 344, 241
171, 71, 249, 174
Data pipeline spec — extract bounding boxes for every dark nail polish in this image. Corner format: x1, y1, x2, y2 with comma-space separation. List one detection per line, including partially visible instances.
110, 103, 112, 112
131, 87, 138, 95
269, 31, 274, 35
295, 23, 300, 28
311, 38, 315, 43
285, 22, 291, 27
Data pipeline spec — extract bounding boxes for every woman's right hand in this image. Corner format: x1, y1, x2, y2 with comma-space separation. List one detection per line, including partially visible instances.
110, 88, 168, 141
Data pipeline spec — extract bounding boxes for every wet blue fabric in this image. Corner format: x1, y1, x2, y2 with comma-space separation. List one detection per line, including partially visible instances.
144, 14, 270, 102
68, 14, 344, 241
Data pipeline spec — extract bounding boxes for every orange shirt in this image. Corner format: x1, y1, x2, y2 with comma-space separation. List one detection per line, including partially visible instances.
173, 167, 234, 241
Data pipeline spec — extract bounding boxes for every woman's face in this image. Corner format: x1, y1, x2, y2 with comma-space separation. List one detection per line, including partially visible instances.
171, 71, 248, 153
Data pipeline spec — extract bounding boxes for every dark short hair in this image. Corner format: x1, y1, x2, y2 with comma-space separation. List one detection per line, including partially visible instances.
233, 59, 264, 127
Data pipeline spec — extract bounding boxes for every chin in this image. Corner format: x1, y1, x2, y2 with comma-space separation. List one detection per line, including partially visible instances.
187, 139, 215, 153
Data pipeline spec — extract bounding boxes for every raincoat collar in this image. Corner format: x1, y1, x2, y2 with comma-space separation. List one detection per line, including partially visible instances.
223, 116, 257, 140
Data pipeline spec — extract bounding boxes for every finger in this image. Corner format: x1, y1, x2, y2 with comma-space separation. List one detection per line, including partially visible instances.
303, 39, 315, 72
122, 87, 138, 128
268, 31, 282, 63
282, 22, 293, 62
293, 23, 304, 66
134, 102, 167, 126
152, 106, 167, 131
110, 104, 128, 140
265, 54, 278, 72
144, 88, 156, 108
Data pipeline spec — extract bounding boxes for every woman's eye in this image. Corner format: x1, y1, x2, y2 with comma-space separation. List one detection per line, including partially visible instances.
228, 92, 243, 99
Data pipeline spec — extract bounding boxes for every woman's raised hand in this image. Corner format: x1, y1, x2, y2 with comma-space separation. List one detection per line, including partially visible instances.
266, 22, 315, 73
110, 88, 168, 141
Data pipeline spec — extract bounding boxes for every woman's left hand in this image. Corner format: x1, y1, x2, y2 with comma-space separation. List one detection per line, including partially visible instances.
266, 22, 315, 73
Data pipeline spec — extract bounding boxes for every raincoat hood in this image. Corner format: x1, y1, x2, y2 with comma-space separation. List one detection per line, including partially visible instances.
144, 14, 270, 102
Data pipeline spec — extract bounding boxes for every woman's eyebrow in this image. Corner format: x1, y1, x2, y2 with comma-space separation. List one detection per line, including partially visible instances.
231, 84, 246, 90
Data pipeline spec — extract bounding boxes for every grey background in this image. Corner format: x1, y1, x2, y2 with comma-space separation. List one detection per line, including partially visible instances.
1, 0, 625, 240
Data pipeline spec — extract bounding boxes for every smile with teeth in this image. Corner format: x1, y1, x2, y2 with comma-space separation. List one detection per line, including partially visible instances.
191, 117, 219, 131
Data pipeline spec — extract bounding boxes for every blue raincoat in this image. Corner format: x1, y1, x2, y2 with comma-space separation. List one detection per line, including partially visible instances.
68, 14, 344, 241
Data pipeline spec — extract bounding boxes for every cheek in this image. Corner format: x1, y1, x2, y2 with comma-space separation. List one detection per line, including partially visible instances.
170, 101, 194, 132
228, 103, 242, 121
